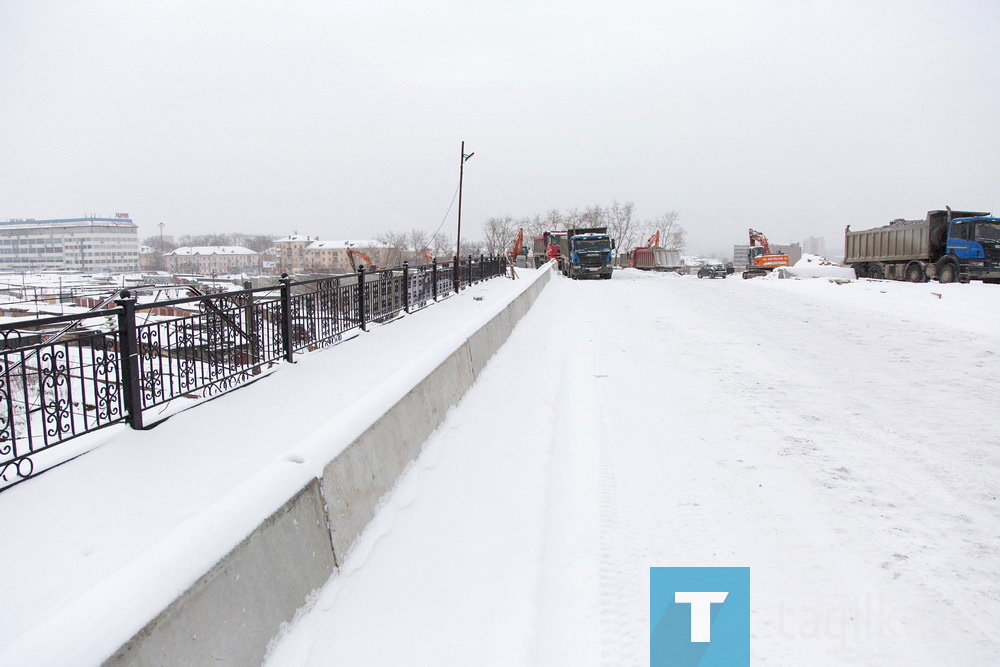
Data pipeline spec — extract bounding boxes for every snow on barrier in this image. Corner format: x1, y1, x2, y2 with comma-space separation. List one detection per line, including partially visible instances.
106, 265, 553, 667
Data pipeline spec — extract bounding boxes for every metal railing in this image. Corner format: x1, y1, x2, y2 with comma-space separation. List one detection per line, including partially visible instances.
0, 256, 507, 489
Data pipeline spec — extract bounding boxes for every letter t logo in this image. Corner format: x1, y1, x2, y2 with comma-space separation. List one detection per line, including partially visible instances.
674, 591, 729, 642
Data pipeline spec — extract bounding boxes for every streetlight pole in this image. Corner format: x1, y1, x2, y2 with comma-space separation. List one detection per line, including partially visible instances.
455, 141, 474, 292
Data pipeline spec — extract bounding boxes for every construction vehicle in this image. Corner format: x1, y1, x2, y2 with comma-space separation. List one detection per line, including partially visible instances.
347, 248, 376, 272
533, 231, 566, 268
845, 208, 1000, 283
629, 232, 685, 272
422, 250, 434, 265
742, 229, 790, 278
511, 228, 524, 260
559, 227, 615, 279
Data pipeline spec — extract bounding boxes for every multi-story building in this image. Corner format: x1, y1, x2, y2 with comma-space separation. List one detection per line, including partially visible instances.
802, 236, 826, 257
0, 216, 140, 272
273, 235, 389, 273
164, 247, 261, 275
773, 242, 802, 265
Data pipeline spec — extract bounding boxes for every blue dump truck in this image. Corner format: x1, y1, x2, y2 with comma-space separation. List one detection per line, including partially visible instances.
558, 226, 615, 279
845, 208, 1000, 283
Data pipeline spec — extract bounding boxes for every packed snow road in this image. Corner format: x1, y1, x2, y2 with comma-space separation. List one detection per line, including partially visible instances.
265, 269, 1000, 666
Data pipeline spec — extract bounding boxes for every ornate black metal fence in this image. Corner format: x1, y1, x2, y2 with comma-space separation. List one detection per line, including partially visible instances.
0, 256, 507, 489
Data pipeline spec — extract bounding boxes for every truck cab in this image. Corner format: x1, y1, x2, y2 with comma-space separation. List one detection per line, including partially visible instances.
560, 229, 615, 279
942, 216, 1000, 283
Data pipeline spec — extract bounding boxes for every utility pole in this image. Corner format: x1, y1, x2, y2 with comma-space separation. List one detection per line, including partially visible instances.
455, 141, 474, 292
158, 222, 165, 251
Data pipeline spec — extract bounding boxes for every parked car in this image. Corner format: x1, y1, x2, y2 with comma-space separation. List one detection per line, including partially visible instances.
697, 263, 727, 279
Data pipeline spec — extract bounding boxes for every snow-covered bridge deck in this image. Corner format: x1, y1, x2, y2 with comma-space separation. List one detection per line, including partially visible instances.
264, 270, 1000, 665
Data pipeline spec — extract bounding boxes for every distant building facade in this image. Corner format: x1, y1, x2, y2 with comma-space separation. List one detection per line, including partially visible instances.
273, 235, 389, 273
139, 245, 162, 270
773, 242, 802, 265
733, 244, 750, 270
164, 246, 261, 274
802, 236, 826, 257
0, 216, 140, 272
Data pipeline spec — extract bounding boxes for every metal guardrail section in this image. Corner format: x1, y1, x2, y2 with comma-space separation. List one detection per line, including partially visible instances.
0, 257, 507, 489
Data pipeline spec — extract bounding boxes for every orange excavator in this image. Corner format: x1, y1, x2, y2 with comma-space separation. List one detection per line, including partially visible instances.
423, 250, 433, 265
347, 248, 376, 272
510, 228, 524, 259
742, 228, 790, 278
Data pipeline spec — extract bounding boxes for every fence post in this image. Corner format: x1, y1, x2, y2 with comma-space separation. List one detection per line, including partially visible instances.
432, 259, 438, 301
467, 255, 473, 287
480, 254, 485, 282
243, 280, 261, 375
402, 262, 410, 313
453, 256, 460, 293
358, 265, 367, 331
280, 273, 294, 362
115, 291, 144, 430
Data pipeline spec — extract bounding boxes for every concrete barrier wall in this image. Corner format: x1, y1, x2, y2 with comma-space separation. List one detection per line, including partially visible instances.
107, 480, 335, 667
108, 265, 553, 666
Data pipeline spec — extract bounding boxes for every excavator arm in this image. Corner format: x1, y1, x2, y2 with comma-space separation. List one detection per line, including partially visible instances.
748, 229, 772, 254
347, 248, 375, 271
511, 228, 524, 258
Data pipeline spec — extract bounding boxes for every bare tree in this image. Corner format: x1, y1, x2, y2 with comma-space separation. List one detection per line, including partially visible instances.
604, 200, 638, 259
459, 238, 484, 257
375, 230, 408, 266
482, 216, 518, 256
407, 228, 430, 261
522, 214, 548, 241
652, 211, 686, 250
430, 231, 452, 258
541, 208, 562, 231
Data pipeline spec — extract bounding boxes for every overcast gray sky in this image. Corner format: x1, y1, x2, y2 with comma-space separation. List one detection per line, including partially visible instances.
2, 0, 997, 255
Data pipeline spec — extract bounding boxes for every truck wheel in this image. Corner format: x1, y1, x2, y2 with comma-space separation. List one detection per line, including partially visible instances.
853, 264, 868, 278
867, 263, 884, 279
937, 260, 958, 284
905, 263, 925, 283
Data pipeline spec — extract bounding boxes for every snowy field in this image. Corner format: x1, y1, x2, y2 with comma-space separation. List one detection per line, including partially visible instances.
264, 269, 1000, 666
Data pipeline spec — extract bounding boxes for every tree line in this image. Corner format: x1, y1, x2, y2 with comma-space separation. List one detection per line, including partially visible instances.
143, 233, 276, 253
481, 202, 685, 258
142, 200, 684, 267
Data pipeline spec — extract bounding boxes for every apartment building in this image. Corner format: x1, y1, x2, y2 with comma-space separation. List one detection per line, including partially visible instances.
273, 235, 388, 273
164, 246, 261, 274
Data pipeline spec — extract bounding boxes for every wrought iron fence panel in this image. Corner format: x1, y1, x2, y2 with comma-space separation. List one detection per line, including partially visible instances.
1, 328, 124, 487
407, 265, 433, 312
289, 276, 358, 353
135, 292, 281, 410
437, 264, 455, 297
365, 271, 403, 323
